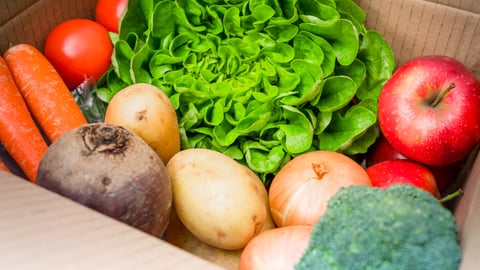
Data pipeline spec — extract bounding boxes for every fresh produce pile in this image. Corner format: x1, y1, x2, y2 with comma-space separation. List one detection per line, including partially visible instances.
97, 0, 396, 184
1, 0, 480, 269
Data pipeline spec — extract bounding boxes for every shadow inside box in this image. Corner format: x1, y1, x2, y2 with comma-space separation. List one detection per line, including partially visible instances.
1, 143, 27, 180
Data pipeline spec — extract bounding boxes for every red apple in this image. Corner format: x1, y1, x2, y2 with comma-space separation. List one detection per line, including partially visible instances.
365, 134, 407, 167
378, 55, 480, 167
366, 134, 463, 194
366, 159, 440, 198
428, 161, 464, 195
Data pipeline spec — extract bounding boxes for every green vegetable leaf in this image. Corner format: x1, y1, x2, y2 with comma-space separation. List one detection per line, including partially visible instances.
224, 7, 243, 37
334, 58, 366, 88
130, 44, 154, 83
279, 60, 322, 105
151, 1, 177, 39
335, 0, 366, 25
265, 24, 299, 43
299, 18, 359, 66
279, 105, 314, 154
297, 0, 339, 22
335, 0, 367, 34
296, 31, 336, 77
356, 30, 395, 100
103, 0, 395, 186
118, 0, 152, 40
244, 142, 286, 174
111, 39, 135, 85
312, 75, 357, 112
318, 104, 377, 151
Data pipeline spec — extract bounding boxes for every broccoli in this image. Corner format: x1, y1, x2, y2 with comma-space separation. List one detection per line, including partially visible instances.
295, 184, 461, 270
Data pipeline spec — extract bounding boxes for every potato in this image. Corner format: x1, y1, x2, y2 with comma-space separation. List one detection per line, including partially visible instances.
166, 213, 275, 270
104, 83, 180, 164
36, 123, 172, 238
166, 210, 243, 270
166, 148, 273, 250
165, 180, 276, 270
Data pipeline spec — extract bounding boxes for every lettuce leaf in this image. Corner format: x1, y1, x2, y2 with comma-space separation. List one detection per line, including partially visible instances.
100, 0, 395, 185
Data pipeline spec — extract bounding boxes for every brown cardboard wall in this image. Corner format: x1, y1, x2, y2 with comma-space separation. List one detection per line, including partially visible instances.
0, 0, 97, 54
427, 0, 480, 13
0, 0, 479, 269
356, 0, 480, 78
455, 151, 480, 270
0, 0, 37, 25
0, 170, 223, 270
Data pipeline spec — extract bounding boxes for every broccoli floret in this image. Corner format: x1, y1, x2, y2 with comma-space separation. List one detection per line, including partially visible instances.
295, 184, 461, 270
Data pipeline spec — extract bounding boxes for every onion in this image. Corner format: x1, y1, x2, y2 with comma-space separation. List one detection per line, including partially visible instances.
238, 225, 312, 270
268, 150, 371, 227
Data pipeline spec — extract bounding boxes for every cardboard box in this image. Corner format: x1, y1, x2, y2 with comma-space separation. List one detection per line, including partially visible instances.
0, 0, 479, 269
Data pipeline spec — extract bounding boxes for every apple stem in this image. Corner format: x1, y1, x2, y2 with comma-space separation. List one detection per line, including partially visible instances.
439, 188, 463, 204
430, 83, 456, 107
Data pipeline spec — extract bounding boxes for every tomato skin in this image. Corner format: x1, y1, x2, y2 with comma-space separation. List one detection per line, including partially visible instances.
44, 19, 113, 89
95, 0, 128, 33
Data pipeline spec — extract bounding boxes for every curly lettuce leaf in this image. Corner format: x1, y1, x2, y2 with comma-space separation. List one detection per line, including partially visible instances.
101, 0, 395, 185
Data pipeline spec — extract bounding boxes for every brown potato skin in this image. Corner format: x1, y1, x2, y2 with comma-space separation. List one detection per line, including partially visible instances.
36, 123, 172, 238
165, 193, 276, 270
166, 148, 273, 251
104, 83, 180, 165
166, 210, 243, 270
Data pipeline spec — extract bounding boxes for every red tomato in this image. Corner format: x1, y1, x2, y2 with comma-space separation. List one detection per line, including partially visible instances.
44, 19, 113, 89
95, 0, 128, 33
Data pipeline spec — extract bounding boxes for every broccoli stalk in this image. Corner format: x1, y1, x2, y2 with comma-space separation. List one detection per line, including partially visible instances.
295, 184, 461, 270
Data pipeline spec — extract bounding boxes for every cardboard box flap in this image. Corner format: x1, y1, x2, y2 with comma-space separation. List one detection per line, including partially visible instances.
428, 0, 480, 14
455, 149, 480, 270
0, 0, 480, 269
0, 0, 37, 26
0, 0, 97, 54
0, 171, 223, 270
356, 0, 480, 78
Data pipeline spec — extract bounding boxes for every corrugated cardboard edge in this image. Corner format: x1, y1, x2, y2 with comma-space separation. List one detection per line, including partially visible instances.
0, 171, 223, 270
453, 148, 480, 270
356, 0, 480, 78
425, 0, 480, 14
0, 0, 479, 269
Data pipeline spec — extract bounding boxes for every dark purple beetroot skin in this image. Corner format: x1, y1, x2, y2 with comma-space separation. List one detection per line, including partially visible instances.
36, 123, 172, 238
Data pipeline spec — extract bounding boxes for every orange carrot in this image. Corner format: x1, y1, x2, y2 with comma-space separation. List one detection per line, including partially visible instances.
0, 57, 48, 182
4, 44, 88, 143
0, 159, 10, 172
